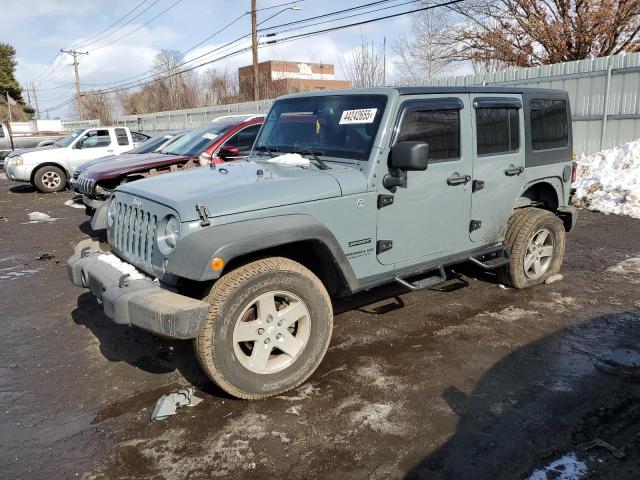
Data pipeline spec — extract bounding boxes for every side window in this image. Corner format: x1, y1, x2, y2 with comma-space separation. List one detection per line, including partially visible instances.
397, 109, 460, 161
222, 125, 261, 155
79, 129, 111, 149
237, 124, 261, 154
115, 128, 130, 146
132, 132, 149, 143
530, 99, 568, 150
475, 107, 520, 155
0, 127, 5, 138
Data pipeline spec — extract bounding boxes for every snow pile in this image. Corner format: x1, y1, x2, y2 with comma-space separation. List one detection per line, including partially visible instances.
528, 453, 587, 480
27, 212, 56, 222
572, 139, 640, 218
98, 253, 145, 280
64, 199, 85, 209
267, 153, 310, 168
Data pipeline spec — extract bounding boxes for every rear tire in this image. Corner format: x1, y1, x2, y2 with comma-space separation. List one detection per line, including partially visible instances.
194, 257, 333, 400
33, 165, 66, 193
498, 208, 565, 289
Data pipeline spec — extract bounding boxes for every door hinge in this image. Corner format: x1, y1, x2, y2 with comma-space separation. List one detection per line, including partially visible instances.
377, 240, 393, 254
195, 203, 211, 227
377, 194, 394, 209
472, 180, 484, 192
470, 220, 482, 232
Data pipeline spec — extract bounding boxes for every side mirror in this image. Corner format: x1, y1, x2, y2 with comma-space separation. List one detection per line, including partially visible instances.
384, 141, 429, 190
219, 146, 240, 160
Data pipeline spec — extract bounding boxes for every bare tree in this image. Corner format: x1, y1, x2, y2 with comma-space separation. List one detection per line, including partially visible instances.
72, 90, 117, 125
393, 1, 457, 82
449, 0, 640, 68
342, 36, 385, 88
201, 67, 238, 105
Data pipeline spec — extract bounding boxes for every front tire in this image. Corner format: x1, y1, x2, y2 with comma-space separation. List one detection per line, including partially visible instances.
33, 165, 66, 193
195, 257, 333, 399
498, 208, 566, 289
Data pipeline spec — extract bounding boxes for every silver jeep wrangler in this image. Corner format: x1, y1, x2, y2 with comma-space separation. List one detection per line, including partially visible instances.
68, 86, 577, 399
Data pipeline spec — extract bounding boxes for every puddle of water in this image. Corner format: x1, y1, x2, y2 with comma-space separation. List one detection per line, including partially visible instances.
602, 347, 640, 367
528, 453, 587, 480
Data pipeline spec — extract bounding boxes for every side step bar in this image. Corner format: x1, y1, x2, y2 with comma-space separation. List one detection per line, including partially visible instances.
467, 245, 511, 270
394, 265, 447, 291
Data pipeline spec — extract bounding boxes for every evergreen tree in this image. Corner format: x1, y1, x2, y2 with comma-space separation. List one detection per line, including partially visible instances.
0, 43, 24, 103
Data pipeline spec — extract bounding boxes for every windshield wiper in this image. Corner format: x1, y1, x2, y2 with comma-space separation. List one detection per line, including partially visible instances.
255, 144, 278, 157
293, 148, 330, 170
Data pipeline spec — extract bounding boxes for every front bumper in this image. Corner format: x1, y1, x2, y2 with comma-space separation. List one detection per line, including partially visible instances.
4, 163, 34, 182
68, 239, 209, 339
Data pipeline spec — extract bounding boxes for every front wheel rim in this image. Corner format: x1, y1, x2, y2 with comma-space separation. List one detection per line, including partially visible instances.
42, 171, 61, 189
232, 290, 311, 375
524, 228, 555, 279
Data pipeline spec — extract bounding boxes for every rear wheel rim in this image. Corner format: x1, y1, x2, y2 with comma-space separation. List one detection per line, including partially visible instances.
42, 171, 61, 189
524, 228, 554, 279
232, 290, 311, 375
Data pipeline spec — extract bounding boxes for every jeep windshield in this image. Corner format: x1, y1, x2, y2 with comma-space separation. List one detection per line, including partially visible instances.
253, 94, 387, 161
54, 128, 84, 147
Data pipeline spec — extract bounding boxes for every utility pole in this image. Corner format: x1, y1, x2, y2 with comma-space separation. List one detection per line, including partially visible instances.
383, 37, 386, 85
251, 0, 259, 101
31, 82, 40, 122
61, 49, 88, 120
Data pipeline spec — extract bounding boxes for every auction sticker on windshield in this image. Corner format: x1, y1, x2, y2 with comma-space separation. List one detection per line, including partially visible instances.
339, 108, 377, 124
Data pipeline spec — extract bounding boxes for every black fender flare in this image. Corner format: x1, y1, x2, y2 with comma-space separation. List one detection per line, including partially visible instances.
165, 214, 359, 292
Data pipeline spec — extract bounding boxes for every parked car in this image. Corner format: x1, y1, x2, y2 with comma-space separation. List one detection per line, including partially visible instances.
70, 131, 187, 188
0, 122, 64, 163
4, 126, 149, 193
68, 86, 577, 400
75, 115, 263, 221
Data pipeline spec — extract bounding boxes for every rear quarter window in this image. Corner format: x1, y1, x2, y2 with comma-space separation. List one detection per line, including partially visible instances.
115, 128, 130, 146
530, 99, 569, 150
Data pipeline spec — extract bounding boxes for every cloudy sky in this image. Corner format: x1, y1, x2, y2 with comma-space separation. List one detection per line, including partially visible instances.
4, 0, 468, 118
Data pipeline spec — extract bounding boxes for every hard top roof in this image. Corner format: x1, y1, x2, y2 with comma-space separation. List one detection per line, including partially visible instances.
280, 85, 567, 99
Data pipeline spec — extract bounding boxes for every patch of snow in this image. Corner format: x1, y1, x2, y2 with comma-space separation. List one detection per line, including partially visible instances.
97, 253, 145, 280
485, 306, 538, 322
606, 257, 640, 275
27, 211, 55, 222
350, 402, 401, 435
528, 453, 587, 480
275, 383, 317, 401
267, 153, 310, 168
572, 139, 640, 219
64, 199, 85, 209
544, 273, 563, 285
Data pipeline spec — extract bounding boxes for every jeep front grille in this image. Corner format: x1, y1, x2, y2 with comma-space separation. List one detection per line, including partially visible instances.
111, 199, 158, 272
76, 176, 96, 195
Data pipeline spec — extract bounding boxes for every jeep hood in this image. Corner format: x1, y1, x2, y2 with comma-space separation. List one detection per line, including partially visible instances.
117, 160, 367, 221
83, 152, 189, 180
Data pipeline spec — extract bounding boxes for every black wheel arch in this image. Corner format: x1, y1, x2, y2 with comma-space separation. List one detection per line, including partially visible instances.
165, 215, 359, 296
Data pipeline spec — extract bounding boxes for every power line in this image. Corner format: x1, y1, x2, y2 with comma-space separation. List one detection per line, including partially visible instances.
68, 0, 150, 49
87, 0, 183, 52
46, 0, 464, 112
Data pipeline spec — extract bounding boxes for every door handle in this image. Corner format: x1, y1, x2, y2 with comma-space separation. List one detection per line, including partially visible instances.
107, 149, 114, 153
447, 172, 471, 186
505, 165, 524, 176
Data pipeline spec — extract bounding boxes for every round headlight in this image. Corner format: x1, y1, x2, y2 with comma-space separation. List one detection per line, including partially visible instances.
106, 199, 116, 227
164, 216, 180, 248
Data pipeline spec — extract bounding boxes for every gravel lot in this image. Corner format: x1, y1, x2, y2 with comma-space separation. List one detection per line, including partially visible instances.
1, 173, 640, 480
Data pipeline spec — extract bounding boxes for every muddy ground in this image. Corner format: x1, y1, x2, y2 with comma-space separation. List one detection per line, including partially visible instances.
1, 173, 640, 480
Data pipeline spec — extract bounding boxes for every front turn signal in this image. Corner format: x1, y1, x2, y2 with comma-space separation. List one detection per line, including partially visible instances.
210, 257, 224, 271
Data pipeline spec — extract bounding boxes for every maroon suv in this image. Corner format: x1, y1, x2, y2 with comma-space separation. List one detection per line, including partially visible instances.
76, 115, 263, 213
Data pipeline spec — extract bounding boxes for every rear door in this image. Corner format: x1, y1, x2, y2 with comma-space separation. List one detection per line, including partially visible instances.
376, 95, 474, 266
469, 95, 526, 242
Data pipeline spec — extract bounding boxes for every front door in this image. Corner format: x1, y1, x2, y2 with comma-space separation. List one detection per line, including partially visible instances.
469, 95, 526, 242
67, 129, 115, 170
376, 95, 474, 266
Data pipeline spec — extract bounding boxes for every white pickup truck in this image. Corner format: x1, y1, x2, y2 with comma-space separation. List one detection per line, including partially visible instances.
4, 126, 149, 192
